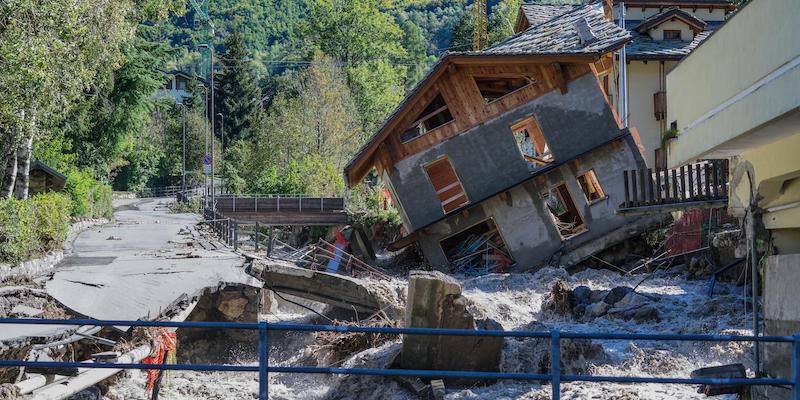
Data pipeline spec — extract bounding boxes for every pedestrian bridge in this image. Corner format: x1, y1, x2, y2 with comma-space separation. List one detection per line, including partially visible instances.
213, 194, 349, 226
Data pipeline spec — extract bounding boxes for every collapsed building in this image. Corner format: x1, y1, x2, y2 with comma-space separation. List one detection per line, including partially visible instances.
344, 2, 662, 272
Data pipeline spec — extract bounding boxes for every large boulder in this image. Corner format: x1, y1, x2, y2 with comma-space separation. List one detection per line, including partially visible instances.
603, 286, 634, 305
399, 271, 503, 385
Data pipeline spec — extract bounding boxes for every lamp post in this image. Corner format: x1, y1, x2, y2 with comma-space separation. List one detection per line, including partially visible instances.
199, 43, 215, 207
217, 112, 224, 179
179, 103, 186, 193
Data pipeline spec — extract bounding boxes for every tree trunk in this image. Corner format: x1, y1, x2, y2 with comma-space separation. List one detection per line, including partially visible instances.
13, 135, 33, 199
1, 148, 17, 198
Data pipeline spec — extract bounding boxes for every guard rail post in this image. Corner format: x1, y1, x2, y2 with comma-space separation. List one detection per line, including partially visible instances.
233, 221, 239, 251
258, 320, 269, 400
793, 335, 800, 400
552, 329, 561, 399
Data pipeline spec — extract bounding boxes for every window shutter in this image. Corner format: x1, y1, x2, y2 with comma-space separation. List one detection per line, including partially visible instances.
425, 158, 469, 213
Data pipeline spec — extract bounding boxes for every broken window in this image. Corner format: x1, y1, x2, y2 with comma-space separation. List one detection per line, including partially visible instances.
511, 117, 553, 169
542, 184, 585, 239
663, 30, 682, 40
424, 156, 469, 214
440, 218, 514, 274
400, 94, 454, 143
474, 76, 534, 103
576, 170, 605, 203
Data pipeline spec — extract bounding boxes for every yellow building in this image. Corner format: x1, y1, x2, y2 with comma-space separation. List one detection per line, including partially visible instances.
666, 0, 800, 397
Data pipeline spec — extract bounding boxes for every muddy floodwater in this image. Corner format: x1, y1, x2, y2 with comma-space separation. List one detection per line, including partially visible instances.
109, 267, 753, 400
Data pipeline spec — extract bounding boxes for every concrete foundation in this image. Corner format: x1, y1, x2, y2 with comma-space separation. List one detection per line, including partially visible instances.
398, 271, 502, 385
754, 254, 800, 400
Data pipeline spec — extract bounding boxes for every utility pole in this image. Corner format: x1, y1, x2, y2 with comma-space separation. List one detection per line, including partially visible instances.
217, 112, 224, 178
199, 42, 215, 207
180, 103, 186, 193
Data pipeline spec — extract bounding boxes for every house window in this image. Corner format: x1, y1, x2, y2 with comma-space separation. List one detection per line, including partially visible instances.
511, 117, 553, 169
542, 184, 585, 239
400, 94, 454, 143
176, 76, 188, 90
439, 218, 514, 272
576, 170, 605, 203
663, 30, 682, 40
424, 156, 469, 214
473, 76, 534, 103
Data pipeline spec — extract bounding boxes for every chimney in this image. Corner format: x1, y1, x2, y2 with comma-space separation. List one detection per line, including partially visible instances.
575, 17, 598, 46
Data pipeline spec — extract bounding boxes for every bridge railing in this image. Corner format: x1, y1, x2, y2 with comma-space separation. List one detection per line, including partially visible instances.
0, 318, 797, 400
215, 195, 346, 214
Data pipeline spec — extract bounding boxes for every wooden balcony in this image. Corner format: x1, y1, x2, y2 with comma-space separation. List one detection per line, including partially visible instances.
617, 160, 729, 215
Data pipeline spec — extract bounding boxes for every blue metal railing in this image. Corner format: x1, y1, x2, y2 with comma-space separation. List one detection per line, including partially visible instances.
1, 318, 797, 399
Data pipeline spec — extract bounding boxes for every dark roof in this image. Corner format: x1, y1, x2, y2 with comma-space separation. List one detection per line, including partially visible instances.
344, 2, 630, 181
31, 161, 67, 182
481, 2, 630, 56
634, 7, 707, 32
615, 0, 734, 6
519, 3, 578, 28
626, 27, 714, 59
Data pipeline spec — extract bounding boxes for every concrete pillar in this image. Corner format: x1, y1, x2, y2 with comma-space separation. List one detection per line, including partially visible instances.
755, 254, 800, 400
399, 271, 503, 385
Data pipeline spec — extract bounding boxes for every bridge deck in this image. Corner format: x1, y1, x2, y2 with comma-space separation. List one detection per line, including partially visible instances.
214, 196, 348, 225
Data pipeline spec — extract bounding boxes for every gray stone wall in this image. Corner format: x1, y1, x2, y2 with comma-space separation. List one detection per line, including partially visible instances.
387, 73, 625, 232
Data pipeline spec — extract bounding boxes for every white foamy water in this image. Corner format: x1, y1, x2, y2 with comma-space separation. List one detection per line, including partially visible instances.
108, 267, 752, 399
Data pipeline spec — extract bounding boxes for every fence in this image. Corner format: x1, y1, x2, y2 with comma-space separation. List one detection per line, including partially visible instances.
215, 195, 346, 214
621, 160, 729, 210
0, 318, 796, 400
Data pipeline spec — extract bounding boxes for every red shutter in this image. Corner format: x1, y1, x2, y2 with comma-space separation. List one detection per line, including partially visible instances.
425, 158, 469, 213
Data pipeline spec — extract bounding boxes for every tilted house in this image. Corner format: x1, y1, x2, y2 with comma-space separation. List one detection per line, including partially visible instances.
344, 2, 662, 272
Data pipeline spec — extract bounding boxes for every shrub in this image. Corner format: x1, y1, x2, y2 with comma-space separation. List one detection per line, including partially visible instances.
64, 169, 113, 218
31, 193, 71, 252
0, 193, 70, 264
0, 197, 36, 263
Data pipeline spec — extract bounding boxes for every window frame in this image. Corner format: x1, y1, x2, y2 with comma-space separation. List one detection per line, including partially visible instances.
663, 29, 682, 41
541, 182, 587, 240
576, 169, 607, 205
423, 155, 470, 214
510, 117, 553, 169
399, 93, 455, 144
472, 75, 536, 105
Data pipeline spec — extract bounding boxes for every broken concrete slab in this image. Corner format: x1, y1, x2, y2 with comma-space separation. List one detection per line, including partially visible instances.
399, 270, 502, 385
247, 258, 403, 318
45, 198, 259, 329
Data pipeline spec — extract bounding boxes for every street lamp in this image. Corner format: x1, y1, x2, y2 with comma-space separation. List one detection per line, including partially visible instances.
199, 43, 215, 207
217, 112, 224, 172
177, 103, 187, 194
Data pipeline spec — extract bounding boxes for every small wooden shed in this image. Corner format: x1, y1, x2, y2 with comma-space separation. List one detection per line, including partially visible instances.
29, 161, 67, 195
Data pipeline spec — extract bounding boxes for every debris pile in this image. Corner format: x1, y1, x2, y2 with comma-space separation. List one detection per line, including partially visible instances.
541, 280, 662, 322
446, 232, 513, 276
311, 312, 399, 366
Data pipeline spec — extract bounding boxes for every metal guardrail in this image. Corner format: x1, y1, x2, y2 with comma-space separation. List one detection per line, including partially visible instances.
0, 318, 797, 399
215, 196, 346, 214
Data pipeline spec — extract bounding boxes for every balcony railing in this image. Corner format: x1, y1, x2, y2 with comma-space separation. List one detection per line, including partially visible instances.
618, 160, 728, 214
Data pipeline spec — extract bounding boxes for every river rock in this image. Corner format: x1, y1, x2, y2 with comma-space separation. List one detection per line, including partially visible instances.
604, 286, 634, 304
614, 292, 649, 308
572, 285, 592, 305
216, 291, 249, 320
585, 301, 610, 318
608, 304, 661, 322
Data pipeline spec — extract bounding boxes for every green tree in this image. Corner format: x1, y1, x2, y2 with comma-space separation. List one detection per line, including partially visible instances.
218, 28, 263, 144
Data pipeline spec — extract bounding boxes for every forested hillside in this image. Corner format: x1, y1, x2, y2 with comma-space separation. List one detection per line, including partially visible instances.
4, 0, 582, 214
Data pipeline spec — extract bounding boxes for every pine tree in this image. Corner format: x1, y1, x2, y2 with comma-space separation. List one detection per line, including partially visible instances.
218, 29, 263, 145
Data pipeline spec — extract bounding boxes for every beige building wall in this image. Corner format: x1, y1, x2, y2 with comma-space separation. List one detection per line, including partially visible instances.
625, 60, 677, 167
